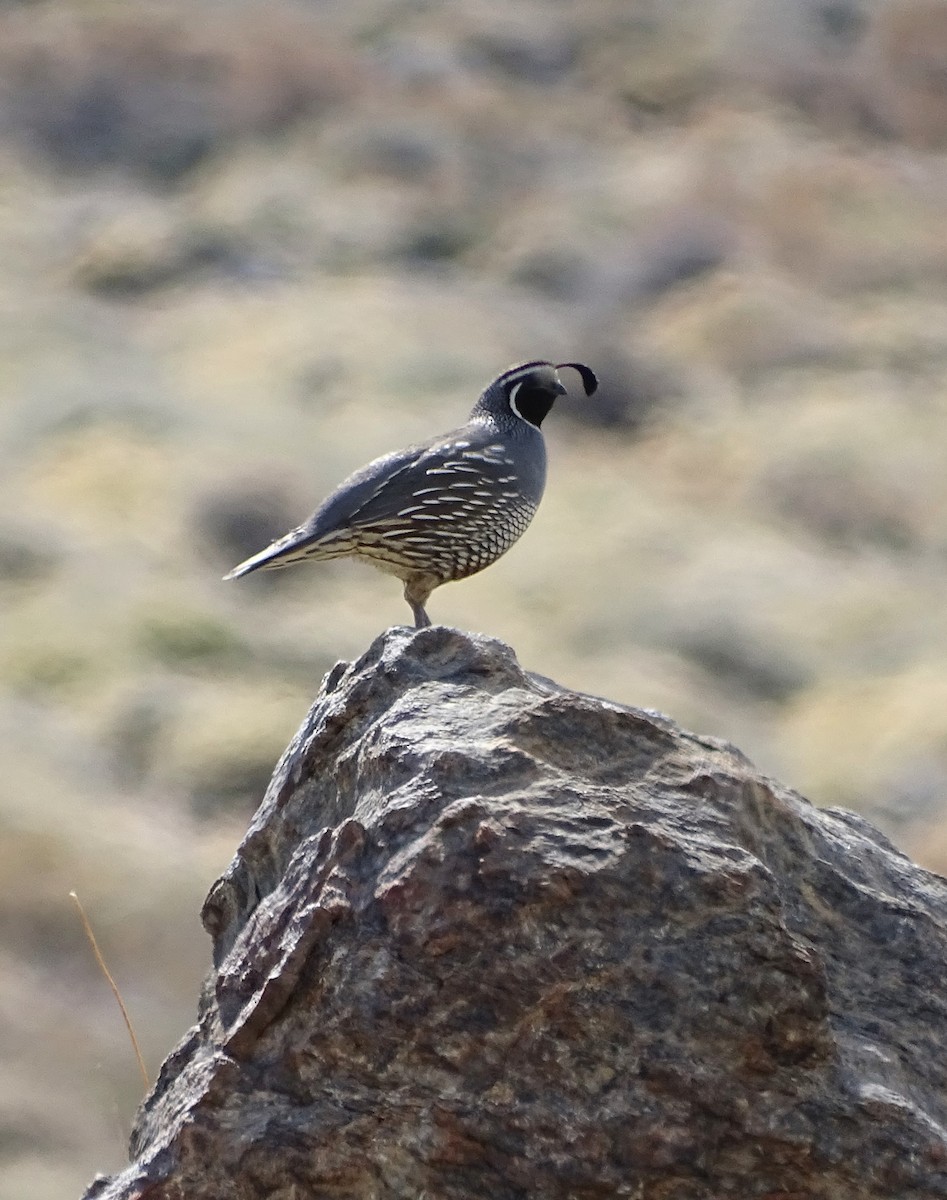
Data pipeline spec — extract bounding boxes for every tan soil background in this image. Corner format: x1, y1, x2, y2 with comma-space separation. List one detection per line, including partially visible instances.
5, 0, 947, 1194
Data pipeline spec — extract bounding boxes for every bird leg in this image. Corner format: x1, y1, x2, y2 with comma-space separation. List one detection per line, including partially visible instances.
410, 602, 431, 629
404, 577, 434, 629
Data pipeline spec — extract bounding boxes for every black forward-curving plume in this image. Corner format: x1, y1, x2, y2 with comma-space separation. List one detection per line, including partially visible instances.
224, 360, 598, 627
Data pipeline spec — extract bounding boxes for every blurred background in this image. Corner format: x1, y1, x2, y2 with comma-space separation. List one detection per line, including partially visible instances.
4, 0, 947, 1193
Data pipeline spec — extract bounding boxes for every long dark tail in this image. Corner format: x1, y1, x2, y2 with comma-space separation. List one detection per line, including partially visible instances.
223, 530, 351, 579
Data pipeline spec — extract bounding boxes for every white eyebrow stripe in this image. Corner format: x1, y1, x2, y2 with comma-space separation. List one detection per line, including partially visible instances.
496, 362, 549, 388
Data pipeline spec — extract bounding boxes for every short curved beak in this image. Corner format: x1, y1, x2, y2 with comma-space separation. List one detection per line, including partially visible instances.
555, 362, 599, 396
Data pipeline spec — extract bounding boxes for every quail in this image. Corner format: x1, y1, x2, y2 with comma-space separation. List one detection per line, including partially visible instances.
223, 360, 598, 627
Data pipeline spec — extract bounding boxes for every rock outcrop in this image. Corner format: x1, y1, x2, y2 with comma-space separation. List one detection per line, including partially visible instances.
84, 627, 947, 1199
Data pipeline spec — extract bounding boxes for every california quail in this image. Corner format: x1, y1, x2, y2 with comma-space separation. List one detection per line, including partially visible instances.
223, 360, 598, 627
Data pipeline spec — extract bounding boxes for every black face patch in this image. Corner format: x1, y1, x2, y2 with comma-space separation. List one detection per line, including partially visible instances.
508, 378, 565, 427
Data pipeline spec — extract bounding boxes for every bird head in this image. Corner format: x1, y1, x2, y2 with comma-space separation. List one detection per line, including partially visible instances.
480, 360, 599, 428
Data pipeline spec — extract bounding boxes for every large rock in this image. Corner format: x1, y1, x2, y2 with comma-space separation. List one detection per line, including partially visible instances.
84, 627, 947, 1199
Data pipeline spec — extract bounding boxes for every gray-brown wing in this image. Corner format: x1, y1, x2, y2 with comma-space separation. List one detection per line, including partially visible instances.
342, 437, 523, 529
225, 431, 524, 577
337, 435, 542, 579
222, 439, 440, 577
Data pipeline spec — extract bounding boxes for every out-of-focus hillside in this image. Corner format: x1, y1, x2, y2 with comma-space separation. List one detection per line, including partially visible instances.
4, 0, 947, 1194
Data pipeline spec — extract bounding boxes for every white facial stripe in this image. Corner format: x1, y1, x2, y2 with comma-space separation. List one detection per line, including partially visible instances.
508, 380, 525, 420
